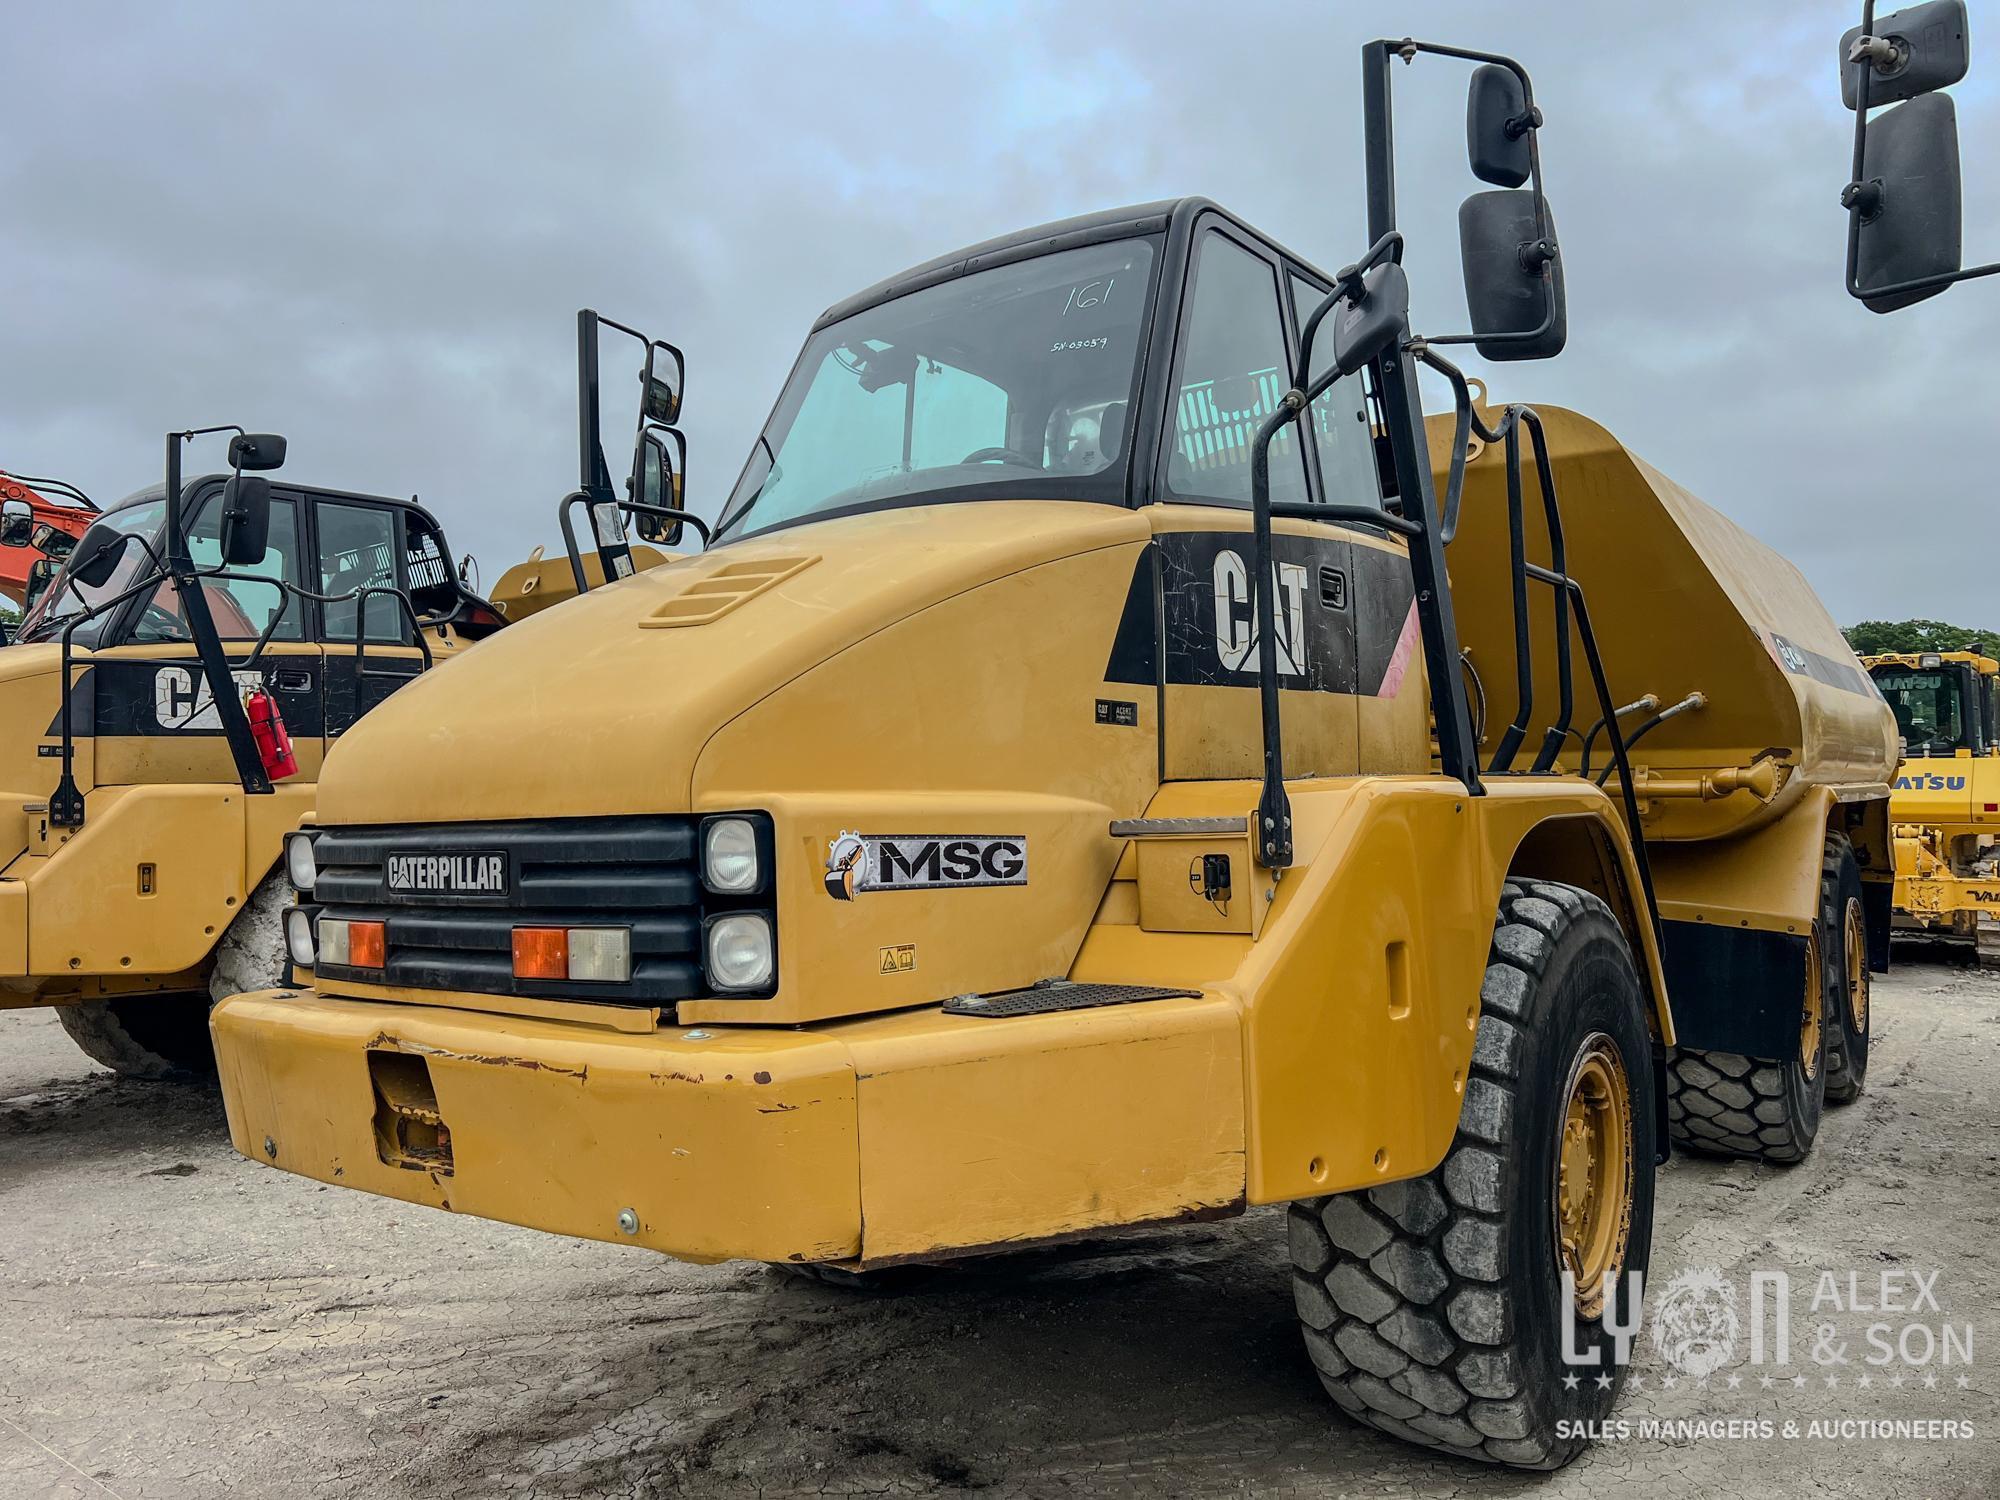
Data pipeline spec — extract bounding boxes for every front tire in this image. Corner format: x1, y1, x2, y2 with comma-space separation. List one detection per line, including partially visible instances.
55, 993, 215, 1080
1287, 879, 1657, 1469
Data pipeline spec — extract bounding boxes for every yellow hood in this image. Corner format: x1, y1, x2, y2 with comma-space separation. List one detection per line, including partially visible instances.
315, 500, 1151, 826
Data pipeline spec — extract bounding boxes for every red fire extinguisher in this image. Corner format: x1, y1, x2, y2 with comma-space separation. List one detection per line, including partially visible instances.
244, 687, 299, 782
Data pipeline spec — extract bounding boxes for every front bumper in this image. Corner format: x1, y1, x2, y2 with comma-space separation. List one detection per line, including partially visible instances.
212, 986, 1245, 1266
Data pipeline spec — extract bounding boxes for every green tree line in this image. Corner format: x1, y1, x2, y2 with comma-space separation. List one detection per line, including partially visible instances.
1844, 619, 2000, 656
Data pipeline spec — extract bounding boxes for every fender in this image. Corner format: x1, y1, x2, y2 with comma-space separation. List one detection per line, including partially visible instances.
1645, 785, 1854, 1059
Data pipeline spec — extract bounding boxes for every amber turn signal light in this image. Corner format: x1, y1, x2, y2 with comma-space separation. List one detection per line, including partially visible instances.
511, 927, 569, 980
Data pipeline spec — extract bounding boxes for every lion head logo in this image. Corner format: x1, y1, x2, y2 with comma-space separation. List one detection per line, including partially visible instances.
824, 831, 866, 900
1650, 1267, 1740, 1378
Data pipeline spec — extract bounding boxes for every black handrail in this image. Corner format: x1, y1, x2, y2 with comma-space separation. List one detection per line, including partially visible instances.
45, 562, 435, 828
1244, 305, 1657, 931
352, 584, 435, 695
558, 491, 711, 597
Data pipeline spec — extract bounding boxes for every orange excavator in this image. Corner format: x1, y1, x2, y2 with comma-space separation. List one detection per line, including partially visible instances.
0, 471, 98, 636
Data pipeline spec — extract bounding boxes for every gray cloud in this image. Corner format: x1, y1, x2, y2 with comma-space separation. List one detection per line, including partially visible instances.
3, 1, 1993, 624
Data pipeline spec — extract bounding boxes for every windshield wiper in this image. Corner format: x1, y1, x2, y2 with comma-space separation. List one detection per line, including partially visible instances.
712, 436, 782, 540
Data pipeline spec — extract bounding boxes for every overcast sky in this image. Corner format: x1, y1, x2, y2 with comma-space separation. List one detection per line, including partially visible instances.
3, 2, 1994, 626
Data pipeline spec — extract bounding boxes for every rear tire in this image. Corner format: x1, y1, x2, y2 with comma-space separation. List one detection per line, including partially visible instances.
1822, 837, 1870, 1105
1286, 879, 1657, 1469
770, 1262, 934, 1293
1666, 837, 1845, 1161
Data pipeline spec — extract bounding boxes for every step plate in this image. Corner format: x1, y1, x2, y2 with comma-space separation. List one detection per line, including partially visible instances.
942, 982, 1201, 1019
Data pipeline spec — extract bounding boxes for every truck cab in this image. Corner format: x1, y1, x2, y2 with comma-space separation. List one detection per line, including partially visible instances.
0, 472, 503, 1075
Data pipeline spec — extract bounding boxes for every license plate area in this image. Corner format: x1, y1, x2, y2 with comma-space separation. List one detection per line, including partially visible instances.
368, 1049, 454, 1174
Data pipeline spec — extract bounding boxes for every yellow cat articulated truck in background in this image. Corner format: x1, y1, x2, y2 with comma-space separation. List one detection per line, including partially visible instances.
213, 38, 1893, 1470
0, 430, 505, 1077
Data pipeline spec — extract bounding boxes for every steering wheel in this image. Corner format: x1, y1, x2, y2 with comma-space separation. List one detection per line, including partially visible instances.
133, 584, 261, 643
137, 603, 189, 642
961, 446, 1042, 468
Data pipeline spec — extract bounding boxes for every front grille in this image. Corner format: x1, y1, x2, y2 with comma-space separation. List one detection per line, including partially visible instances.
312, 816, 707, 1005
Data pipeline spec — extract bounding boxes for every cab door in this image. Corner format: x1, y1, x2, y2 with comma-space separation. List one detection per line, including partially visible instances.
312, 496, 428, 744
1135, 220, 1420, 784
90, 485, 327, 786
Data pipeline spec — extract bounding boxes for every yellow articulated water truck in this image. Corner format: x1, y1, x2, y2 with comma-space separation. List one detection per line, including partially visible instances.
1860, 650, 2000, 942
212, 38, 1894, 1469
0, 428, 505, 1078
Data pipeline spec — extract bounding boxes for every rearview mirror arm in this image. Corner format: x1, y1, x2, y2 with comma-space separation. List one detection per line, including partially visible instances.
1844, 0, 2000, 302
161, 428, 274, 809
575, 312, 639, 589
1362, 36, 1560, 352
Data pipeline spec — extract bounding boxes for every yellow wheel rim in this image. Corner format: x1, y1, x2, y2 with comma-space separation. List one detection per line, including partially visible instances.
1554, 1033, 1635, 1321
1843, 898, 1869, 1037
1800, 927, 1823, 1080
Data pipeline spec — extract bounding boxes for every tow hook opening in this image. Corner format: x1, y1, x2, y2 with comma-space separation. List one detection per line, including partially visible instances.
368, 1049, 454, 1175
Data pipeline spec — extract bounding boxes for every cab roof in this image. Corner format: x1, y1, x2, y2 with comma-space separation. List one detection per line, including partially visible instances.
1863, 650, 1999, 675
814, 197, 1339, 331
105, 476, 449, 529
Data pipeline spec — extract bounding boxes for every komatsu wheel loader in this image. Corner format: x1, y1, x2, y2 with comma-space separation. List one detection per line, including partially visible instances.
1859, 650, 2000, 947
0, 429, 504, 1079
213, 38, 1893, 1469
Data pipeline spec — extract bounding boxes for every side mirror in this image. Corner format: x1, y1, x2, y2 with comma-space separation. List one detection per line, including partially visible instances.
0, 497, 31, 548
1466, 63, 1534, 188
641, 342, 685, 426
1330, 262, 1411, 378
219, 474, 273, 565
1841, 0, 1969, 109
25, 556, 58, 604
1851, 93, 1962, 311
1458, 189, 1567, 361
70, 530, 130, 588
228, 432, 287, 472
629, 427, 688, 545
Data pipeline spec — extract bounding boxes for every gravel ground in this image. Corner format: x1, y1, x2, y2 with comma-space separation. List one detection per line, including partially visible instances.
1, 960, 1995, 1498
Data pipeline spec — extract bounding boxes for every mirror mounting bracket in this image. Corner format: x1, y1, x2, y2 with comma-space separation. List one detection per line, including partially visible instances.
1841, 178, 1886, 220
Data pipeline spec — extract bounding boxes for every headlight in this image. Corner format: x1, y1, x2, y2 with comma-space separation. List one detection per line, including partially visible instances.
284, 906, 317, 968
285, 831, 318, 893
701, 816, 762, 894
705, 913, 774, 992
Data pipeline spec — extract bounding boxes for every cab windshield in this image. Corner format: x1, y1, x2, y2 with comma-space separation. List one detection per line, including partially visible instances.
14, 499, 168, 644
1873, 667, 1975, 755
717, 237, 1157, 540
